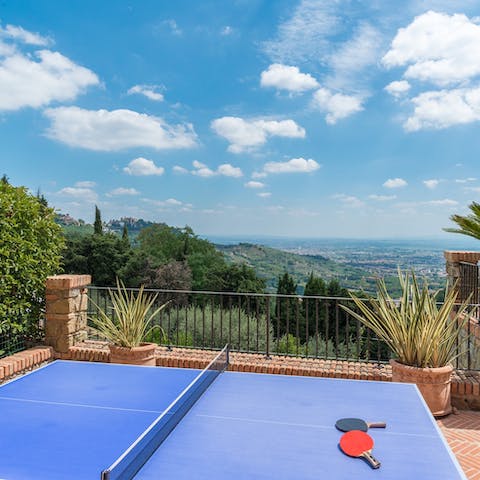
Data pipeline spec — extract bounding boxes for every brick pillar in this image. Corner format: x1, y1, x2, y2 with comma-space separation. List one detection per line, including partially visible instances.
45, 275, 91, 353
444, 251, 480, 299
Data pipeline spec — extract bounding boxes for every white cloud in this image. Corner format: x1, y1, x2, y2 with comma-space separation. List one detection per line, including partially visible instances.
368, 194, 396, 201
192, 160, 207, 169
312, 88, 363, 124
333, 194, 365, 208
252, 171, 267, 179
383, 178, 407, 188
262, 0, 340, 65
327, 22, 382, 91
44, 107, 197, 151
142, 197, 188, 209
194, 169, 215, 178
75, 180, 96, 188
0, 50, 98, 111
263, 157, 320, 174
245, 181, 265, 189
262, 3, 381, 95
211, 116, 305, 153
404, 87, 480, 131
260, 63, 318, 93
220, 26, 234, 36
217, 164, 243, 178
124, 158, 165, 176
57, 186, 97, 203
108, 187, 139, 196
165, 198, 182, 206
0, 40, 15, 56
456, 177, 477, 183
426, 199, 458, 206
173, 165, 189, 174
383, 11, 480, 87
0, 24, 51, 46
423, 179, 439, 189
161, 19, 182, 36
192, 161, 243, 178
258, 192, 271, 198
127, 84, 164, 101
385, 80, 411, 98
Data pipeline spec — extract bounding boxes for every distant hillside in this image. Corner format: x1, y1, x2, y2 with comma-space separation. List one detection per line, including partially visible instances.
216, 243, 381, 293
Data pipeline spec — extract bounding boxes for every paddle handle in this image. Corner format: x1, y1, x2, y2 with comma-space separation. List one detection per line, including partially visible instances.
362, 451, 381, 469
367, 421, 386, 429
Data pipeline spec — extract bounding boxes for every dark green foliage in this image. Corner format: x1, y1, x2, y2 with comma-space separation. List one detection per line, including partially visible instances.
136, 224, 266, 310
275, 272, 298, 336
63, 233, 131, 286
117, 250, 155, 287
94, 205, 103, 235
0, 180, 64, 340
122, 223, 129, 243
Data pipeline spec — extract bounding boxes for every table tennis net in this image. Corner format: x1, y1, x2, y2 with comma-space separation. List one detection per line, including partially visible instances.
101, 344, 230, 480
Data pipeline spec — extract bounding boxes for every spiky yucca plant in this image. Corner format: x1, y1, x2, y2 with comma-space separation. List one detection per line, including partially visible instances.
89, 280, 168, 348
341, 271, 472, 368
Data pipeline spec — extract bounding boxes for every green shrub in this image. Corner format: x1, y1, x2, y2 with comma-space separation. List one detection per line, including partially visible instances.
0, 179, 64, 341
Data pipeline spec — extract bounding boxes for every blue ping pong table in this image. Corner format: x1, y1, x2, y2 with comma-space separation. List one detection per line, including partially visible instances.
0, 351, 466, 479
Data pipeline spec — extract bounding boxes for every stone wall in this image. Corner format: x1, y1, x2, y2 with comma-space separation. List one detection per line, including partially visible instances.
45, 275, 91, 353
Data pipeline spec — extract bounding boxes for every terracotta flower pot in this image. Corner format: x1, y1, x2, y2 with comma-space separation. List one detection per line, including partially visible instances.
390, 359, 453, 417
109, 342, 157, 366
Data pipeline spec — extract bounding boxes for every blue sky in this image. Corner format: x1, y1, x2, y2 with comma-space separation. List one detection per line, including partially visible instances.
1, 0, 480, 238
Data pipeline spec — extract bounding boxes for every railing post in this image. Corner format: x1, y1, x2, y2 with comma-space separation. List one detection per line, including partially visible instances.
265, 299, 270, 359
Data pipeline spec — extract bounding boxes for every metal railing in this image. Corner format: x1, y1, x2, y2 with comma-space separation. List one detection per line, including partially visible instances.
88, 287, 395, 364
0, 333, 27, 359
87, 286, 480, 370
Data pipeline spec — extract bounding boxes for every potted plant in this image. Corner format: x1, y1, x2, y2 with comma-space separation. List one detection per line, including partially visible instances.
89, 280, 168, 366
341, 270, 472, 417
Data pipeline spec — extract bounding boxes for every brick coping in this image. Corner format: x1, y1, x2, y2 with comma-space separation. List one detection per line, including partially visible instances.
0, 346, 53, 381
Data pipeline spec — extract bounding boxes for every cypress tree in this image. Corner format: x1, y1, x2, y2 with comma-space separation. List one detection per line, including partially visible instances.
122, 223, 129, 243
94, 205, 103, 235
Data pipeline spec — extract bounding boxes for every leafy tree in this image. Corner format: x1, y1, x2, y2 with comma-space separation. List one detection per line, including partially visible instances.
137, 224, 227, 290
444, 201, 480, 240
145, 260, 192, 306
219, 264, 266, 294
0, 179, 64, 342
301, 272, 327, 339
137, 223, 181, 264
117, 250, 156, 287
275, 272, 298, 336
63, 233, 131, 286
94, 205, 103, 235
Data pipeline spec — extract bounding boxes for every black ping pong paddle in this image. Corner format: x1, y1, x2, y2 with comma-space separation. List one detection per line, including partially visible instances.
339, 430, 381, 469
335, 417, 386, 432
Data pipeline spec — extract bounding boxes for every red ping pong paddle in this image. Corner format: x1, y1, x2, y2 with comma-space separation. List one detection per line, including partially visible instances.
335, 418, 386, 432
339, 430, 381, 469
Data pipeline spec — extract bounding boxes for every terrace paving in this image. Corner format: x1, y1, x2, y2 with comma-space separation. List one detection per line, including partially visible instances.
438, 411, 480, 480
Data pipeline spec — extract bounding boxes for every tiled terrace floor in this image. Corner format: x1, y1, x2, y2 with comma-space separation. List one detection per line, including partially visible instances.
438, 410, 480, 480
